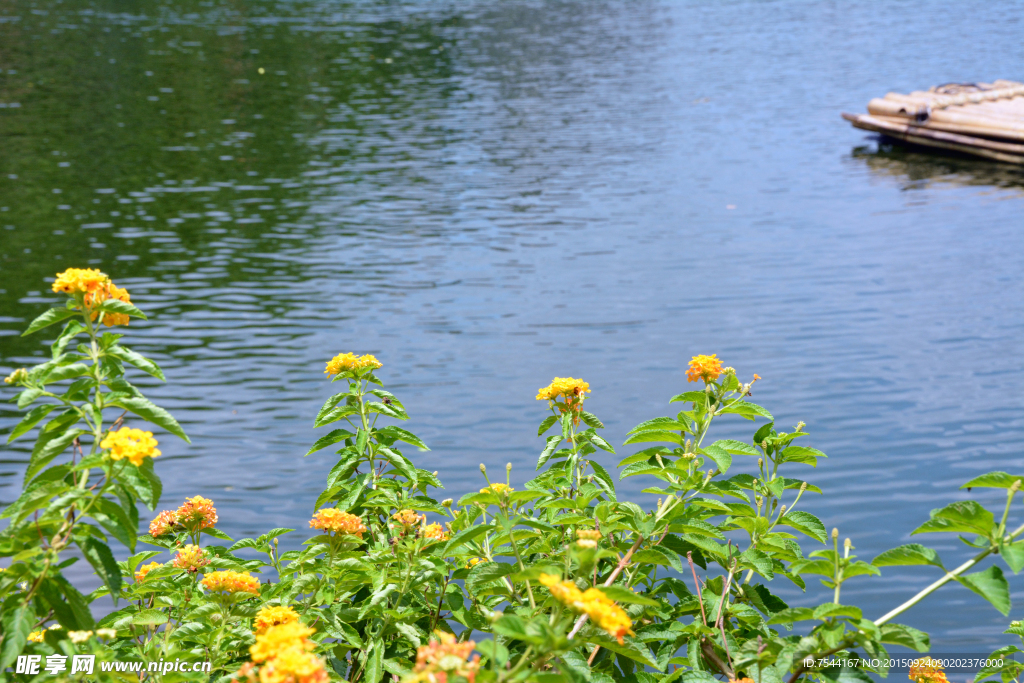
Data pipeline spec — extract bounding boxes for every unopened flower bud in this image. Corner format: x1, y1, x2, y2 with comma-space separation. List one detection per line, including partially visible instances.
506, 463, 512, 473
755, 496, 763, 507
796, 421, 806, 432
479, 464, 487, 475
723, 367, 735, 375
442, 498, 453, 508
779, 505, 787, 515
4, 368, 28, 385
832, 528, 839, 541
433, 471, 438, 477
758, 458, 763, 469
1011, 480, 1022, 494
799, 481, 808, 492
844, 537, 852, 550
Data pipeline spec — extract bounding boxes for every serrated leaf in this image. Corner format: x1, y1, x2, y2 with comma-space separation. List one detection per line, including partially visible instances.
23, 307, 79, 336
132, 609, 169, 626
813, 602, 862, 620
712, 439, 759, 456
596, 585, 659, 606
580, 411, 604, 429
718, 401, 773, 420
958, 565, 1011, 615
961, 472, 1024, 490
537, 435, 562, 470
879, 623, 929, 651
26, 428, 85, 483
8, 404, 56, 443
111, 396, 190, 442
97, 299, 147, 320
872, 544, 944, 569
377, 425, 429, 450
700, 444, 732, 473
80, 537, 124, 599
0, 604, 32, 668
106, 345, 165, 381
467, 561, 513, 593
777, 510, 828, 543
912, 501, 995, 537
623, 430, 685, 447
538, 415, 558, 436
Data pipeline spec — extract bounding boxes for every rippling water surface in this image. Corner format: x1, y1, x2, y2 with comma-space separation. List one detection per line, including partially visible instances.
1, 0, 1023, 651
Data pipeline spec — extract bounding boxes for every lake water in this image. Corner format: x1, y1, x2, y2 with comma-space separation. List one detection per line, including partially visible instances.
1, 0, 1023, 652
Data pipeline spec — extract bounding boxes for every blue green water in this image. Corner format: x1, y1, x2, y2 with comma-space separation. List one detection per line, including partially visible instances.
1, 0, 1023, 651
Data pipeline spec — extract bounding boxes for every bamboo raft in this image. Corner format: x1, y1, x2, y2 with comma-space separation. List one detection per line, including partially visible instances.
843, 80, 1024, 164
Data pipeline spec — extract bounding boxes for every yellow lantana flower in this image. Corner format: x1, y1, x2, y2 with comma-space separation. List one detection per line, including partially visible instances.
309, 509, 366, 537
135, 561, 162, 582
536, 377, 590, 402
254, 605, 300, 635
324, 352, 382, 377
100, 427, 160, 467
52, 268, 109, 295
202, 570, 261, 595
686, 354, 723, 383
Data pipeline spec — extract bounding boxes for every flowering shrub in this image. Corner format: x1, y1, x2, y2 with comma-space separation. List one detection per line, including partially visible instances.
3, 268, 1024, 683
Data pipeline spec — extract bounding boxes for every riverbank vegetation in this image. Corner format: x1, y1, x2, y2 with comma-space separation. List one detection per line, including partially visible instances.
2, 268, 1023, 683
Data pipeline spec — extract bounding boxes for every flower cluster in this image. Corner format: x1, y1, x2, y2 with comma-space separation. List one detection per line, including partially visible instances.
172, 545, 210, 574
254, 605, 300, 635
135, 561, 162, 582
403, 631, 480, 683
536, 377, 590, 405
392, 509, 423, 528
100, 427, 160, 467
479, 483, 512, 497
27, 625, 61, 643
51, 268, 109, 296
422, 523, 449, 542
148, 496, 219, 538
248, 622, 327, 683
149, 510, 178, 537
686, 354, 723, 383
309, 509, 366, 538
202, 570, 261, 595
176, 496, 219, 532
909, 658, 949, 683
539, 574, 634, 644
324, 352, 382, 377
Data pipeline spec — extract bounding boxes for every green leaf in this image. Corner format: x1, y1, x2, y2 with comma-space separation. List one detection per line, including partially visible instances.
583, 633, 660, 670
377, 425, 429, 450
912, 501, 995, 537
537, 435, 562, 470
590, 434, 616, 454
52, 319, 85, 359
780, 446, 826, 466
86, 496, 137, 551
132, 609, 169, 626
623, 430, 685, 447
957, 566, 1011, 615
961, 472, 1024, 490
813, 602, 862, 620
872, 544, 944, 569
106, 345, 165, 381
766, 607, 816, 624
8, 404, 56, 443
16, 387, 42, 409
718, 401, 773, 420
26, 428, 85, 483
0, 604, 32, 669
879, 623, 929, 651
80, 537, 124, 598
378, 446, 418, 484
1000, 541, 1024, 574
118, 458, 162, 510
700, 444, 732, 473
112, 396, 190, 443
777, 510, 828, 543
589, 461, 616, 500
740, 547, 774, 579
97, 298, 147, 320
538, 415, 558, 436
441, 525, 495, 557
467, 561, 513, 593
712, 439, 759, 456
580, 411, 604, 429
596, 585, 659, 606
668, 391, 707, 404
364, 642, 384, 683
23, 307, 79, 336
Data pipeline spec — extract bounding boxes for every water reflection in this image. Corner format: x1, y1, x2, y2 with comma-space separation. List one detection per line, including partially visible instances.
851, 141, 1024, 192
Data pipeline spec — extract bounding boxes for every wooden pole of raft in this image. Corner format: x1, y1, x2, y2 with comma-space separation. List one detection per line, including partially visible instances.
842, 113, 1024, 164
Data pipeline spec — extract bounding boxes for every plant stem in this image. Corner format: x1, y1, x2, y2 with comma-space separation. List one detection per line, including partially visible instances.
874, 520, 1024, 626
